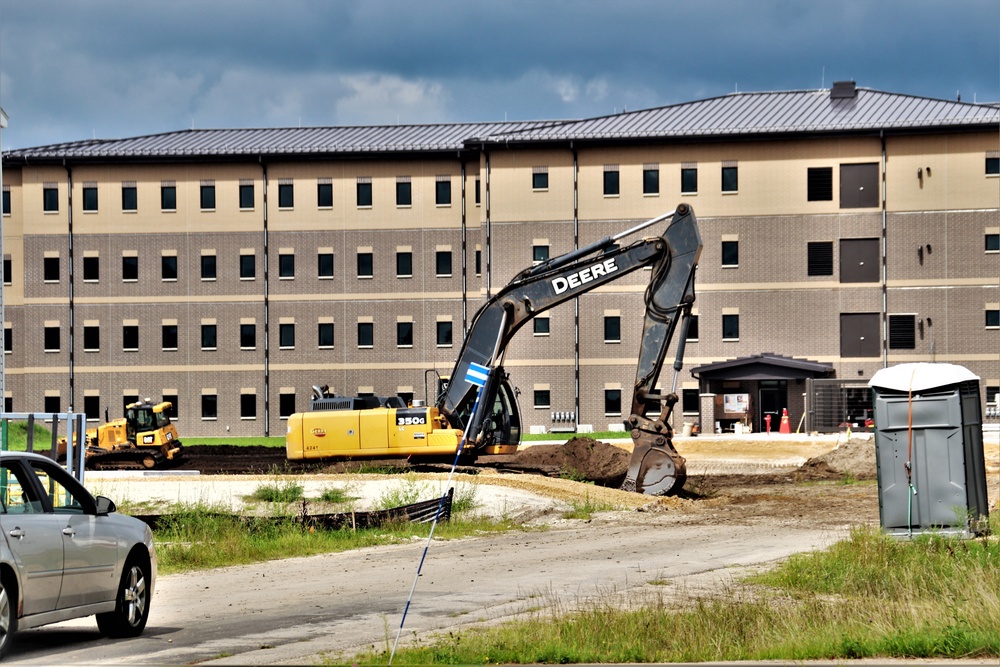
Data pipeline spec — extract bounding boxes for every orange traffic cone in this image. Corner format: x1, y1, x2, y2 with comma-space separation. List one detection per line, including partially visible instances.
779, 408, 791, 434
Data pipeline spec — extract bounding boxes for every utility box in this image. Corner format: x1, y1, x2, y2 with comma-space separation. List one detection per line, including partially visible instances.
868, 363, 989, 538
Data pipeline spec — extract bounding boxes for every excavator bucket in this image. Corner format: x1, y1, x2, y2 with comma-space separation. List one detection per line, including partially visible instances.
621, 441, 687, 495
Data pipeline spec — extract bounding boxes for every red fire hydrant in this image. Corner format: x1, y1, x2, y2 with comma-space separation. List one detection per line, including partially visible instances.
764, 413, 772, 434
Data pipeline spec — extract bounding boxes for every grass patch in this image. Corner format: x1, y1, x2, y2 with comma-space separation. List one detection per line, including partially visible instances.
560, 493, 620, 520
247, 480, 304, 503
372, 473, 431, 511
0, 419, 55, 452
522, 430, 626, 442
317, 486, 353, 504
182, 436, 286, 447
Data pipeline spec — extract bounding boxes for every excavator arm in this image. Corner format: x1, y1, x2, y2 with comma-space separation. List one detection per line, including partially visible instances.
439, 204, 702, 495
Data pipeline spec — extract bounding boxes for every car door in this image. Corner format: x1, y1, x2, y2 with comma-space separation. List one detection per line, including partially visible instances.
25, 460, 119, 609
0, 461, 64, 615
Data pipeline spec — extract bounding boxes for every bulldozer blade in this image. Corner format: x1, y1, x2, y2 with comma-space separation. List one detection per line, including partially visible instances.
620, 443, 687, 495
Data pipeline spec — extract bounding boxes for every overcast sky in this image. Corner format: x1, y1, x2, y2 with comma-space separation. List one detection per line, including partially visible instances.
0, 0, 998, 150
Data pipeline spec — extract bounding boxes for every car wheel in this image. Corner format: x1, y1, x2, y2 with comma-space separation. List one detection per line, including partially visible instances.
0, 578, 17, 659
96, 557, 151, 638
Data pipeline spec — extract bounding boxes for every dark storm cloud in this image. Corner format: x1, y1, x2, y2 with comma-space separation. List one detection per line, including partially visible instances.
0, 0, 997, 149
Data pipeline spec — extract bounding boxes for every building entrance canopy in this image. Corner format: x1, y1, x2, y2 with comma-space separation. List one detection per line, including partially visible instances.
692, 353, 834, 381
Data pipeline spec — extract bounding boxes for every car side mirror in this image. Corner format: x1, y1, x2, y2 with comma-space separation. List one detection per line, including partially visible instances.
95, 495, 117, 516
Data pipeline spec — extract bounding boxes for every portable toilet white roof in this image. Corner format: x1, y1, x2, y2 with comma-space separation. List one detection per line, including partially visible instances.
869, 362, 979, 393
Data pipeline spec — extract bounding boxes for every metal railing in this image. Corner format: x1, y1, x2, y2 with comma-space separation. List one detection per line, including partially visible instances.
0, 412, 87, 482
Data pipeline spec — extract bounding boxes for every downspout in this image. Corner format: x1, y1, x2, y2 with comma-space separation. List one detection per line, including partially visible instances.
484, 150, 492, 300
261, 158, 270, 436
880, 131, 888, 368
460, 156, 467, 338
571, 143, 580, 429
64, 162, 75, 412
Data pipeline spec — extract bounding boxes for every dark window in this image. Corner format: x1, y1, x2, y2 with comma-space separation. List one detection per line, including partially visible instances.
278, 253, 295, 279
643, 168, 659, 195
2, 189, 10, 215
43, 187, 58, 212
475, 249, 481, 275
122, 185, 137, 211
435, 250, 452, 276
807, 241, 834, 276
278, 183, 294, 208
44, 395, 61, 414
4, 327, 11, 353
987, 385, 999, 406
83, 325, 100, 351
604, 388, 622, 415
840, 163, 879, 208
3, 397, 11, 413
240, 323, 256, 349
721, 241, 739, 267
603, 169, 620, 196
240, 394, 257, 419
533, 245, 549, 263
986, 233, 1000, 252
435, 179, 451, 205
318, 322, 335, 348
44, 326, 60, 351
532, 172, 548, 190
475, 178, 480, 204
533, 390, 550, 408
240, 254, 255, 279
987, 309, 1000, 328
357, 252, 373, 278
721, 166, 738, 193
161, 256, 178, 281
279, 393, 296, 419
2, 258, 9, 285
681, 168, 698, 194
201, 394, 218, 419
436, 321, 452, 346
396, 181, 412, 206
82, 186, 98, 212
682, 388, 700, 413
161, 185, 176, 210
163, 395, 179, 420
357, 181, 372, 207
722, 314, 740, 340
357, 322, 374, 347
534, 318, 550, 335
396, 321, 413, 347
122, 256, 138, 281
279, 323, 295, 348
162, 324, 178, 350
201, 255, 217, 280
685, 315, 699, 341
200, 184, 215, 210
43, 257, 59, 282
986, 157, 999, 175
604, 315, 621, 343
840, 313, 880, 357
122, 394, 139, 414
239, 183, 254, 209
201, 324, 217, 349
888, 314, 916, 350
840, 238, 879, 283
317, 182, 333, 208
318, 253, 334, 278
84, 395, 101, 421
807, 167, 833, 201
396, 251, 412, 277
122, 325, 138, 351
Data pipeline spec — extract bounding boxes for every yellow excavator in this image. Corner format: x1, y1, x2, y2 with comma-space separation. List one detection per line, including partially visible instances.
57, 399, 185, 470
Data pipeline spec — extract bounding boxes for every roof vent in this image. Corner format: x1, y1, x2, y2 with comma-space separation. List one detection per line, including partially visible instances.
831, 80, 857, 99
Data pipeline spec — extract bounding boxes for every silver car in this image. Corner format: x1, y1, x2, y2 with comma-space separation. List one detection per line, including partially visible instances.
0, 451, 156, 658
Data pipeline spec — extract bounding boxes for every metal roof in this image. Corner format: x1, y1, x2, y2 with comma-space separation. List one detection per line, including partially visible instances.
691, 353, 835, 381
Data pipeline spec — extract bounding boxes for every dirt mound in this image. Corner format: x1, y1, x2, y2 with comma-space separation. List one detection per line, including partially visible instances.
801, 437, 877, 479
511, 438, 631, 487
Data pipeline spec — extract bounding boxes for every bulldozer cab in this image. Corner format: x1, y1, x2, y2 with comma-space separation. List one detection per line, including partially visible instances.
125, 401, 172, 441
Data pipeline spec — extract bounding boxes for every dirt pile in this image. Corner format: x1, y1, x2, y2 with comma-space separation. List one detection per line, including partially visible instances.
511, 437, 631, 487
800, 436, 877, 480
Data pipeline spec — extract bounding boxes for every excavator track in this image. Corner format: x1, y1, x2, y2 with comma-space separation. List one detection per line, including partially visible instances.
88, 449, 180, 471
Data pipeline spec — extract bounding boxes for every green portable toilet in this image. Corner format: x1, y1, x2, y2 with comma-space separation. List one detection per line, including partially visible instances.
868, 363, 989, 538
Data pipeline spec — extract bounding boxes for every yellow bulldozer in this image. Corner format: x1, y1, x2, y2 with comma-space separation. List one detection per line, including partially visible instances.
57, 399, 185, 470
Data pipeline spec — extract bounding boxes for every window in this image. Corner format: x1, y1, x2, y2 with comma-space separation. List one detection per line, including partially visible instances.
122, 183, 137, 211
643, 165, 659, 195
475, 249, 482, 275
840, 238, 879, 283
807, 241, 834, 276
201, 394, 218, 420
162, 324, 178, 350
279, 393, 296, 419
682, 388, 699, 413
987, 385, 1000, 407
318, 322, 335, 348
604, 388, 622, 415
358, 252, 373, 278
84, 395, 101, 421
4, 326, 11, 353
604, 315, 621, 343
533, 389, 551, 409
240, 393, 257, 419
318, 252, 334, 278
43, 395, 61, 416
435, 250, 452, 277
357, 178, 372, 207
240, 323, 256, 349
396, 321, 413, 348
986, 157, 999, 175
2, 188, 9, 215
396, 178, 411, 206
122, 394, 139, 413
161, 255, 178, 281
721, 165, 738, 193
278, 253, 295, 279
122, 324, 139, 351
435, 177, 451, 205
279, 323, 295, 348
888, 314, 916, 349
603, 166, 620, 196
122, 255, 138, 281
722, 314, 740, 340
82, 185, 98, 212
986, 233, 999, 252
532, 168, 548, 190
987, 308, 1000, 329
43, 257, 59, 282
840, 313, 880, 357
2, 257, 9, 285
317, 180, 333, 208
163, 395, 179, 420
83, 325, 100, 352
201, 324, 217, 350
161, 183, 176, 210
278, 181, 294, 208
44, 326, 60, 352
43, 185, 58, 212
358, 322, 374, 348
239, 182, 254, 209
721, 240, 739, 267
396, 251, 412, 278
533, 245, 549, 264
685, 315, 699, 341
200, 183, 216, 210
807, 167, 833, 201
436, 321, 452, 347
201, 255, 217, 280
681, 167, 698, 194
240, 254, 256, 279
533, 317, 550, 336
840, 163, 878, 208
475, 178, 481, 204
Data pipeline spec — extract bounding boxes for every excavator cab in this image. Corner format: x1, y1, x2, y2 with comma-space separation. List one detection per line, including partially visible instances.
478, 377, 521, 455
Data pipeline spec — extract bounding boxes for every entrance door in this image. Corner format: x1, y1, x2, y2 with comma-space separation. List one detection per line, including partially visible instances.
758, 381, 787, 432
